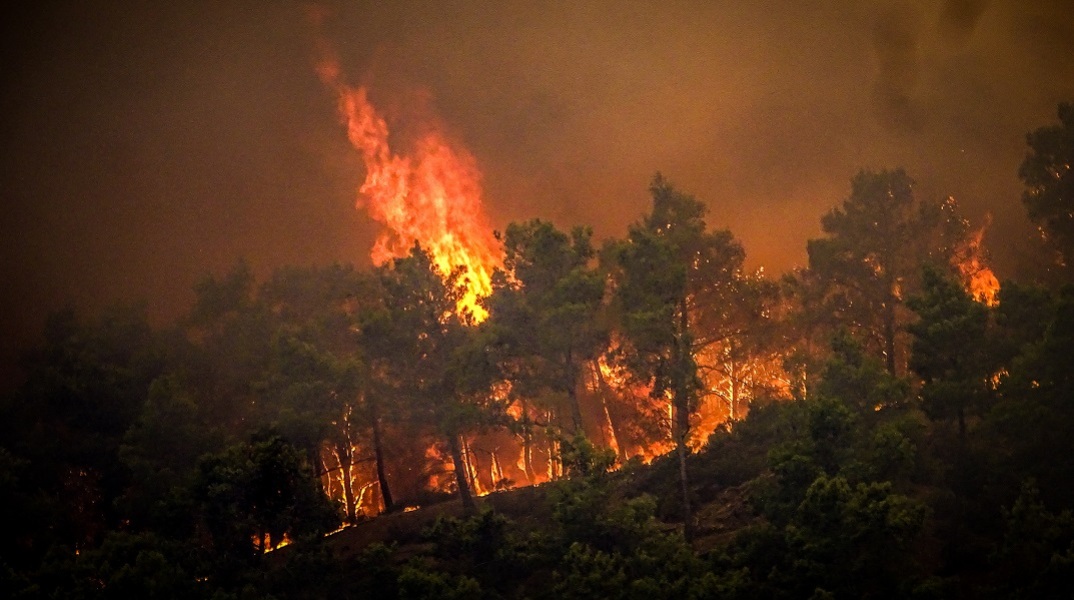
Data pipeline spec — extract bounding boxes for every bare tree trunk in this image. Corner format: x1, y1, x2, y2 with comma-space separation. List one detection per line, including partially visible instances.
676, 414, 693, 542
490, 449, 504, 488
728, 346, 739, 422
565, 350, 585, 434
370, 398, 393, 513
320, 451, 336, 499
520, 400, 536, 484
593, 359, 628, 462
676, 297, 695, 542
334, 441, 357, 524
883, 285, 898, 376
462, 436, 484, 496
546, 409, 562, 481
523, 434, 535, 484
448, 432, 477, 515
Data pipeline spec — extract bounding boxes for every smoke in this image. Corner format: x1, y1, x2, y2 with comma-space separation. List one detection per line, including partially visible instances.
870, 0, 995, 132
872, 2, 925, 132
938, 0, 992, 43
1, 0, 1073, 388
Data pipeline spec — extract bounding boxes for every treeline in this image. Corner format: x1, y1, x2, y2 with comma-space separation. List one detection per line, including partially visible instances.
0, 103, 1071, 598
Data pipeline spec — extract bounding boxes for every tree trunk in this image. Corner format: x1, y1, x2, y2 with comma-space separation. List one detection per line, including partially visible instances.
490, 450, 504, 488
448, 432, 477, 514
676, 420, 693, 542
520, 399, 536, 484
883, 286, 898, 376
549, 433, 562, 480
676, 296, 695, 542
593, 359, 628, 462
462, 436, 484, 496
370, 399, 393, 513
728, 346, 739, 421
566, 351, 585, 434
335, 441, 357, 524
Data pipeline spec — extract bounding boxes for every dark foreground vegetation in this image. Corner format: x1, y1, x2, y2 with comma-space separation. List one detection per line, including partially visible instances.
1, 104, 1072, 598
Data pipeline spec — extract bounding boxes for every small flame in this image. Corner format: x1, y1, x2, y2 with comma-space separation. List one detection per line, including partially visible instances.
258, 532, 292, 553
316, 57, 501, 320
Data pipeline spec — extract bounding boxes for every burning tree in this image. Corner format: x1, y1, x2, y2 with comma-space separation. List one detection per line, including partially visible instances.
362, 245, 506, 514
804, 168, 988, 376
907, 265, 997, 438
486, 220, 610, 472
317, 56, 501, 321
604, 174, 748, 540
690, 264, 790, 441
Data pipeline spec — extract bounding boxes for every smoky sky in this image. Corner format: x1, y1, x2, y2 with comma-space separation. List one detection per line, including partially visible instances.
2, 0, 1073, 382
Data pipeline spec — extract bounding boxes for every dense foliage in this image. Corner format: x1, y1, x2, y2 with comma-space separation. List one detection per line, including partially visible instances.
2, 104, 1073, 598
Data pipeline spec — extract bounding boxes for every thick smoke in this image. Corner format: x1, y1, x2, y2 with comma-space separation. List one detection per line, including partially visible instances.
0, 0, 1072, 388
872, 2, 925, 132
938, 0, 992, 43
870, 0, 995, 131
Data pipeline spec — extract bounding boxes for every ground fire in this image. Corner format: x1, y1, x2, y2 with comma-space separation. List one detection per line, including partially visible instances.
306, 59, 815, 518
306, 36, 1004, 525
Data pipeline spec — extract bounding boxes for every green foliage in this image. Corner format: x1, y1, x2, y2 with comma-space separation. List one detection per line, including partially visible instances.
551, 534, 703, 600
606, 174, 745, 407
546, 436, 663, 553
695, 401, 791, 491
361, 244, 507, 513
987, 480, 1074, 598
606, 174, 747, 540
9, 161, 1074, 599
805, 168, 967, 375
488, 219, 608, 431
397, 561, 482, 600
985, 286, 1074, 506
751, 333, 926, 536
557, 432, 617, 477
817, 330, 910, 413
422, 510, 510, 565
25, 531, 204, 600
194, 431, 340, 562
726, 476, 927, 599
1020, 101, 1074, 273
119, 375, 219, 534
908, 265, 995, 437
3, 304, 165, 555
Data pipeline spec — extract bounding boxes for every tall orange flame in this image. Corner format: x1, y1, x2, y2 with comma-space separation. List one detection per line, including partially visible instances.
955, 214, 1000, 307
317, 58, 501, 320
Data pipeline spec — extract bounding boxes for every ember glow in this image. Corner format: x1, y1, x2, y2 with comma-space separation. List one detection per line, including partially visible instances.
316, 58, 501, 321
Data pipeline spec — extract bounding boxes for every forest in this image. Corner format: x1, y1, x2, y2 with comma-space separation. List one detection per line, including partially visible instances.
1, 102, 1072, 599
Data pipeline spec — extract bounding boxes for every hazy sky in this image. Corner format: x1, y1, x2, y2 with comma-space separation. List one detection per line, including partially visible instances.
2, 0, 1073, 380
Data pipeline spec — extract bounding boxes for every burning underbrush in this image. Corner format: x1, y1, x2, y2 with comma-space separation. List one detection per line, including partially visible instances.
314, 349, 793, 522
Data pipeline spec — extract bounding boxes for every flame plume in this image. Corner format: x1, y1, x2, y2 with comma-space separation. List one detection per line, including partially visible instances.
317, 58, 501, 320
955, 213, 1000, 306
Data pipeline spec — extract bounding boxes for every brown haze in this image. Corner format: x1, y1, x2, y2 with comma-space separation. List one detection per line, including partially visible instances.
2, 0, 1073, 385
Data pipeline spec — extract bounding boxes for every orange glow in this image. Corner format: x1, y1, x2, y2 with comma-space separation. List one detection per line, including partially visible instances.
693, 342, 791, 448
593, 350, 672, 462
258, 532, 292, 553
954, 213, 1000, 306
317, 57, 501, 321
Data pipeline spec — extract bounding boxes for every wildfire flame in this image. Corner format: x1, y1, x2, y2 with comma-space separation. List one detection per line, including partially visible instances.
955, 213, 1000, 306
305, 21, 797, 520
316, 58, 501, 320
